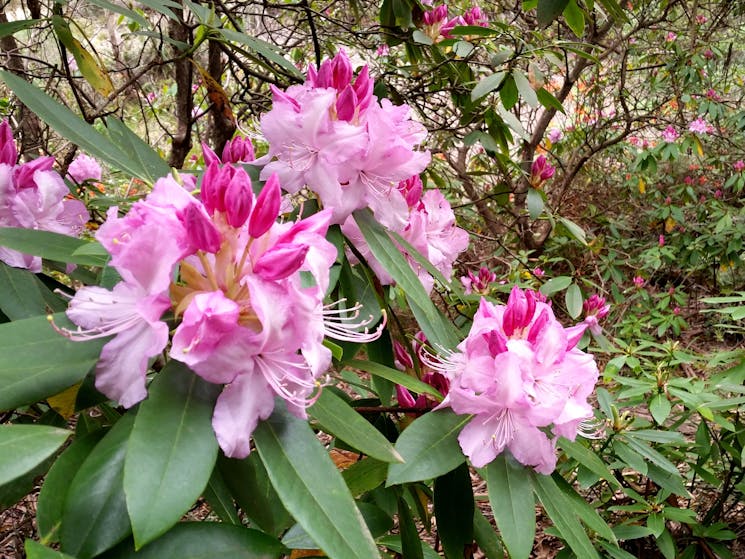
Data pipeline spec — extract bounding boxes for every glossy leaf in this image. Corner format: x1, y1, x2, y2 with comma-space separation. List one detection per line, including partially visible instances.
309, 388, 402, 463
0, 71, 163, 182
0, 425, 70, 486
217, 453, 293, 536
559, 438, 620, 489
513, 70, 538, 108
473, 509, 504, 559
25, 540, 77, 559
471, 71, 506, 101
61, 414, 135, 559
532, 473, 600, 558
254, 405, 381, 559
0, 262, 50, 319
0, 228, 108, 266
526, 187, 544, 220
550, 474, 617, 544
434, 463, 474, 559
387, 410, 469, 486
102, 523, 285, 559
537, 0, 570, 27
342, 457, 388, 497
563, 0, 585, 37
0, 313, 105, 412
353, 209, 459, 350
397, 497, 424, 559
539, 276, 572, 297
485, 455, 535, 559
38, 430, 106, 543
124, 361, 221, 548
346, 359, 443, 402
378, 536, 440, 559
203, 468, 241, 525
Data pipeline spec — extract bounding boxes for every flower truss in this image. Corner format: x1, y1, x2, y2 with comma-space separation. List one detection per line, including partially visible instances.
58, 166, 383, 458
0, 120, 89, 271
426, 286, 601, 474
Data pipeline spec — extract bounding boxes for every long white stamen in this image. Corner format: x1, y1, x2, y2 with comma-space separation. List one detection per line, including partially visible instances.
419, 345, 461, 376
322, 300, 386, 343
255, 352, 322, 409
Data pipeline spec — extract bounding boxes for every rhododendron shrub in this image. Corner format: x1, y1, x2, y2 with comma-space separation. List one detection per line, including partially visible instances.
0, 49, 609, 559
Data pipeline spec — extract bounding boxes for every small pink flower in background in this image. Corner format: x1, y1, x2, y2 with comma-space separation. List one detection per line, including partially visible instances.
695, 14, 708, 24
664, 196, 672, 205
582, 294, 610, 335
714, 189, 722, 199
376, 44, 390, 57
532, 267, 545, 278
703, 49, 714, 59
461, 266, 496, 295
733, 160, 745, 172
658, 234, 665, 247
547, 128, 563, 144
432, 288, 600, 473
661, 125, 679, 143
688, 117, 709, 134
146, 91, 157, 103
633, 276, 645, 288
68, 154, 102, 184
627, 136, 640, 146
705, 89, 721, 102
684, 175, 694, 185
530, 155, 555, 187
463, 5, 488, 26
0, 120, 89, 271
665, 31, 677, 42
673, 306, 681, 315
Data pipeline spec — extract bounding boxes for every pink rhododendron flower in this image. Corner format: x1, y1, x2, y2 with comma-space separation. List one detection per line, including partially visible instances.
257, 51, 429, 229
430, 287, 600, 473
633, 276, 645, 288
665, 31, 677, 42
61, 168, 383, 458
532, 267, 545, 278
461, 267, 496, 295
463, 6, 488, 26
582, 294, 610, 335
547, 128, 563, 144
733, 160, 744, 172
0, 120, 89, 271
661, 125, 679, 143
342, 177, 469, 293
530, 155, 555, 187
688, 117, 709, 134
68, 154, 102, 183
394, 332, 450, 410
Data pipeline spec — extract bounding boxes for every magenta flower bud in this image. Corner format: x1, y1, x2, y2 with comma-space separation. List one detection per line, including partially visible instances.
658, 234, 665, 247
200, 162, 235, 215
583, 294, 609, 320
249, 174, 282, 238
0, 120, 17, 166
202, 142, 221, 167
526, 308, 550, 344
393, 339, 415, 370
422, 372, 450, 398
733, 160, 745, 172
482, 330, 507, 356
221, 136, 255, 164
179, 202, 221, 253
336, 85, 359, 122
503, 286, 536, 336
253, 243, 309, 281
398, 175, 423, 208
633, 276, 645, 288
352, 66, 374, 115
330, 51, 353, 91
224, 168, 254, 228
530, 155, 555, 186
396, 384, 417, 408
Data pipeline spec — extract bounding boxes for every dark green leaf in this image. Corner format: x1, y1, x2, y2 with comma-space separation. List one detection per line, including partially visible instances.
649, 394, 672, 425
0, 313, 104, 412
398, 497, 424, 559
25, 540, 77, 559
527, 188, 544, 219
537, 0, 570, 27
0, 72, 159, 181
537, 88, 565, 113
485, 455, 535, 559
471, 72, 506, 101
105, 117, 170, 182
0, 425, 69, 486
203, 468, 241, 525
499, 74, 518, 109
565, 283, 583, 319
102, 523, 284, 559
0, 228, 108, 266
612, 440, 647, 475
353, 209, 459, 350
532, 473, 600, 558
0, 262, 50, 319
377, 536, 441, 559
559, 438, 619, 488
551, 474, 617, 544
309, 389, 402, 463
342, 457, 387, 497
387, 410, 468, 486
563, 0, 585, 36
622, 436, 679, 475
646, 463, 689, 497
217, 453, 293, 536
473, 509, 504, 559
558, 217, 588, 245
61, 414, 135, 558
0, 19, 40, 38
124, 362, 221, 548
346, 359, 443, 402
513, 71, 538, 107
434, 463, 474, 559
539, 276, 572, 297
38, 430, 106, 543
254, 405, 380, 559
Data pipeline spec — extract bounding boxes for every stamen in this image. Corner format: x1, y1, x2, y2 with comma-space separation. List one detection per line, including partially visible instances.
254, 352, 322, 409
322, 300, 386, 343
197, 251, 221, 291
419, 345, 461, 376
577, 417, 605, 440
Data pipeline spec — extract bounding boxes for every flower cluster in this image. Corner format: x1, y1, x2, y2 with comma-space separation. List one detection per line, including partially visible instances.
341, 174, 469, 293
530, 154, 555, 187
60, 166, 382, 458
258, 51, 429, 230
431, 287, 600, 473
461, 266, 497, 295
422, 4, 488, 40
0, 120, 89, 271
394, 332, 450, 410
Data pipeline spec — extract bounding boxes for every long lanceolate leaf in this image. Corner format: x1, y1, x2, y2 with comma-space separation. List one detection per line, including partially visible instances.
254, 405, 381, 559
353, 209, 460, 351
0, 425, 70, 486
484, 455, 536, 559
124, 362, 221, 549
0, 313, 105, 412
0, 71, 169, 182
